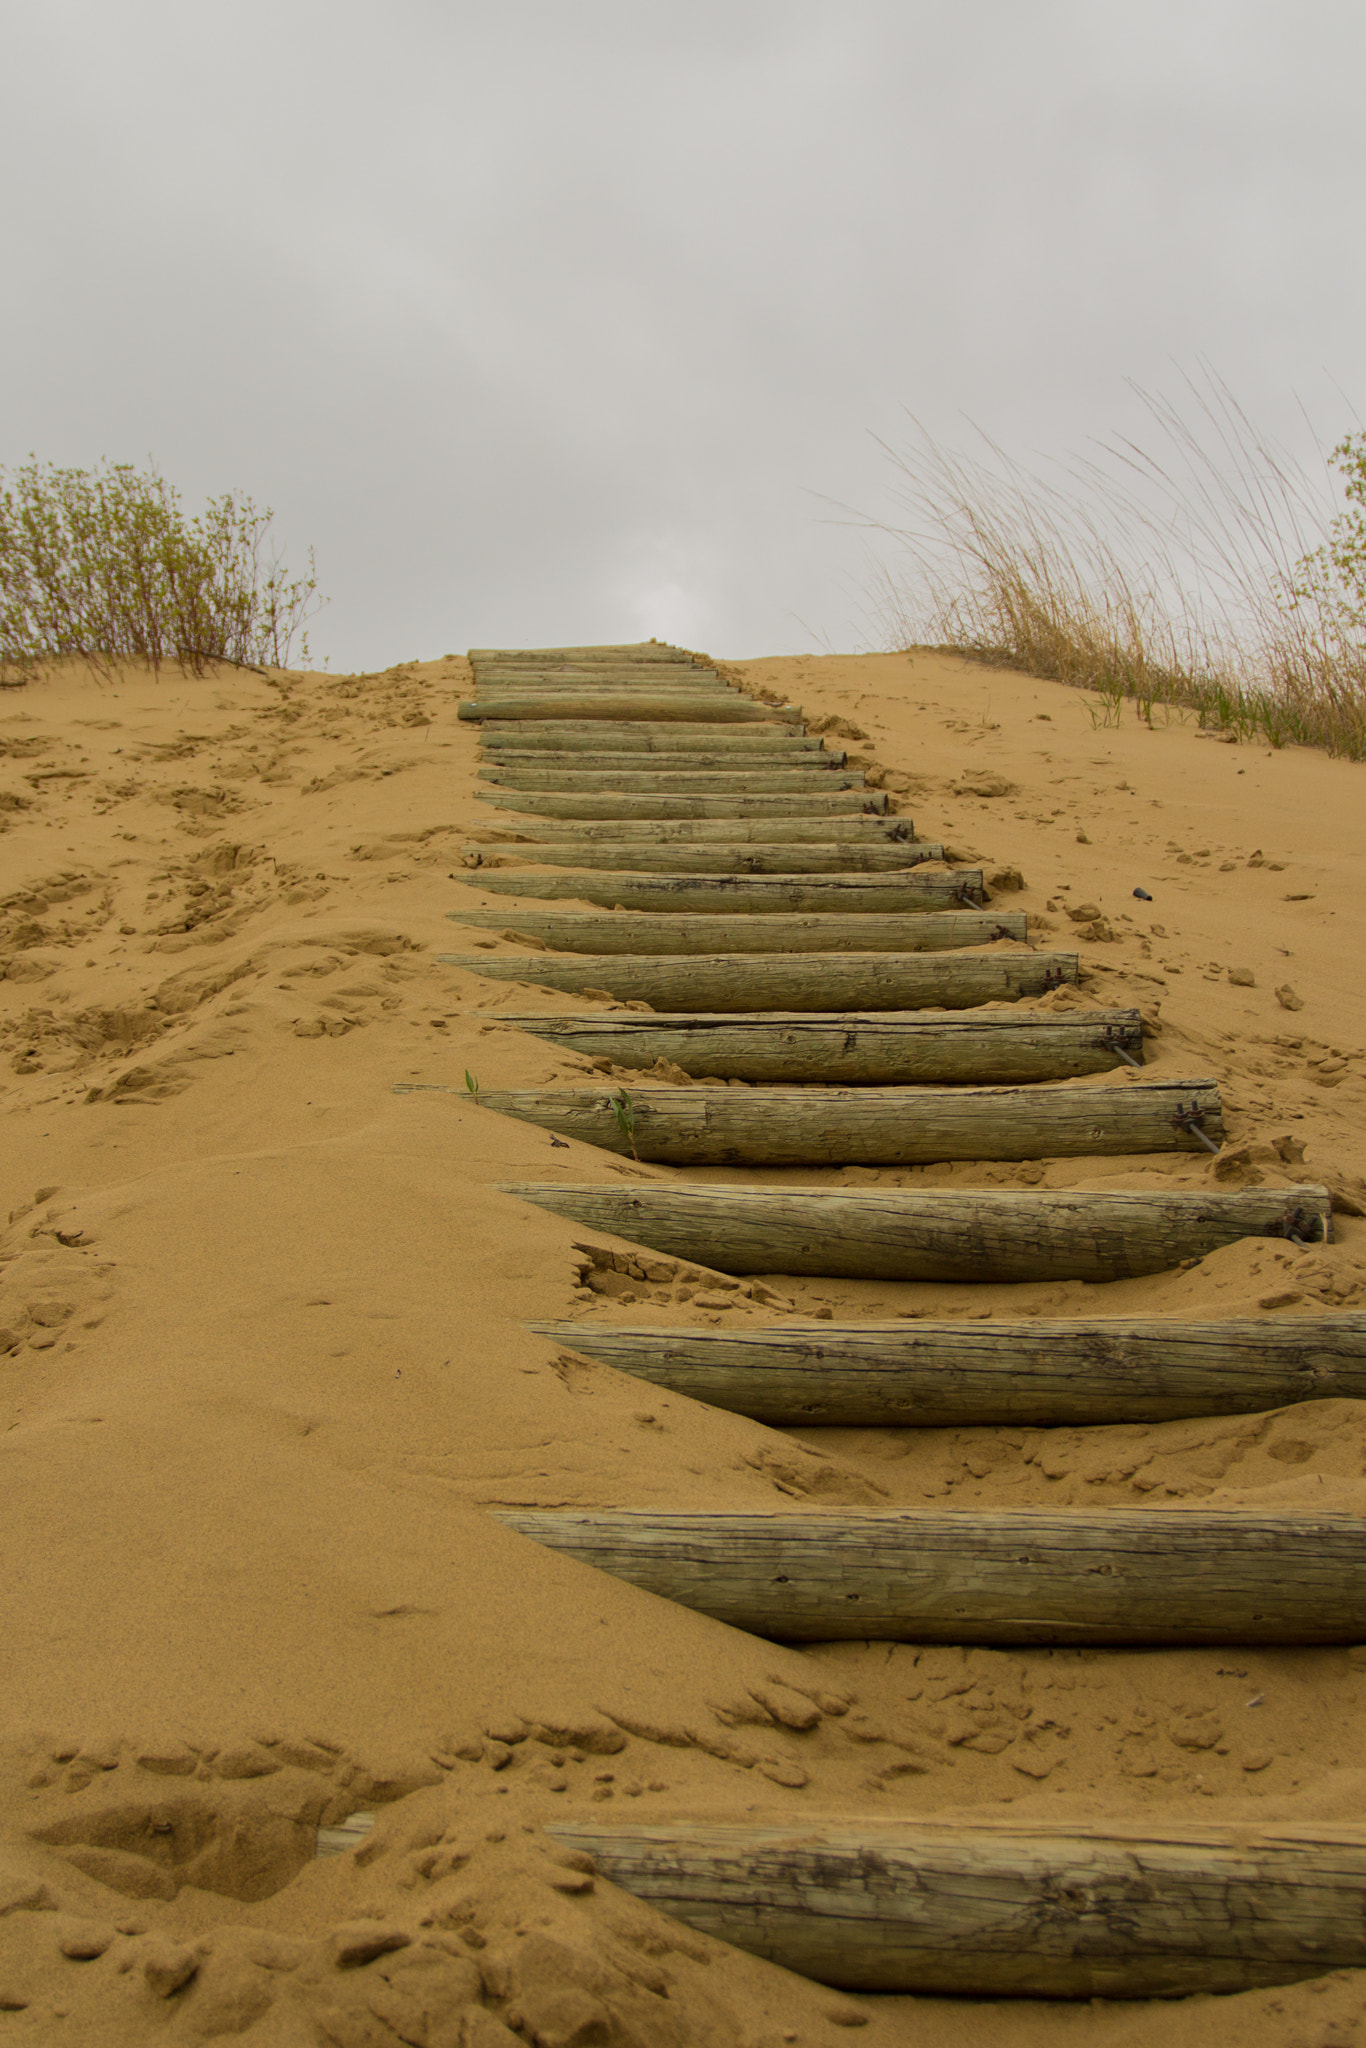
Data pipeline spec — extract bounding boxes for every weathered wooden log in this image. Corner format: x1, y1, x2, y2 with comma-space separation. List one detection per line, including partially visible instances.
469, 646, 713, 659
498, 1181, 1332, 1281
472, 663, 725, 680
481, 1080, 1221, 1164
473, 667, 724, 684
477, 789, 886, 818
481, 746, 848, 770
474, 1006, 1130, 1079
473, 687, 745, 705
315, 1812, 376, 1857
468, 727, 782, 750
468, 680, 732, 694
475, 684, 741, 700
496, 1504, 1360, 1645
469, 642, 700, 661
448, 908, 1021, 954
470, 653, 718, 668
478, 769, 867, 793
465, 841, 946, 876
440, 952, 1069, 1011
525, 1312, 1366, 1425
460, 871, 981, 913
460, 696, 796, 723
482, 752, 836, 778
543, 1817, 1366, 1997
477, 817, 915, 843
478, 722, 815, 750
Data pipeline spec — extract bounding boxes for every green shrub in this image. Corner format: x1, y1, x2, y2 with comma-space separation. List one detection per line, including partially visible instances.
1288, 432, 1366, 642
0, 457, 322, 682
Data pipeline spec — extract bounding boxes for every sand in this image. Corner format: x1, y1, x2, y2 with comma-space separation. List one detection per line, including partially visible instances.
1, 645, 1365, 2045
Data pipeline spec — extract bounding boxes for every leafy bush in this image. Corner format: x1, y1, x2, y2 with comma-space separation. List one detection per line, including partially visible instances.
1288, 432, 1366, 643
0, 458, 322, 682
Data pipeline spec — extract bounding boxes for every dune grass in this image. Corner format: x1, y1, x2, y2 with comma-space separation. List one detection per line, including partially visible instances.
0, 458, 322, 684
867, 376, 1366, 759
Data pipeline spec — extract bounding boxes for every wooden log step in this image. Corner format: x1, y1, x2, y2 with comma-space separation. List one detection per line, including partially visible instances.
495, 1504, 1360, 1645
460, 871, 981, 913
478, 769, 867, 793
448, 908, 1018, 954
483, 818, 916, 844
543, 1817, 1366, 1997
473, 1006, 1126, 1079
468, 647, 719, 666
471, 659, 724, 675
526, 1312, 1366, 1426
467, 841, 946, 876
476, 789, 886, 818
469, 643, 697, 660
469, 652, 712, 667
473, 679, 737, 696
480, 746, 848, 770
473, 680, 741, 697
439, 952, 1068, 1012
479, 1079, 1221, 1164
459, 696, 795, 724
470, 651, 696, 662
478, 722, 815, 749
498, 1181, 1332, 1281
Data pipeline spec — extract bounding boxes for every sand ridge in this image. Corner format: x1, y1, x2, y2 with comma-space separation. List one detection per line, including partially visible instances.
2, 648, 1366, 2042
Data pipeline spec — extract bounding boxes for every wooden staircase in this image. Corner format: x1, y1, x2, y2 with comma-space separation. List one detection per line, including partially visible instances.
439, 641, 1363, 1998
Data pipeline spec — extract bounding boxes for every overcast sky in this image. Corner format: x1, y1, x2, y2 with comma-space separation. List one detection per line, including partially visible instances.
5, 1, 1363, 667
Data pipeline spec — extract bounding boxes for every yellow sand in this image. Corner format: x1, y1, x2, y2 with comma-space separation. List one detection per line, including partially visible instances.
1, 646, 1364, 2044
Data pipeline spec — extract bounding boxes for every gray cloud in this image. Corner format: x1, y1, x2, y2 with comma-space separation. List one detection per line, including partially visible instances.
5, 0, 1362, 665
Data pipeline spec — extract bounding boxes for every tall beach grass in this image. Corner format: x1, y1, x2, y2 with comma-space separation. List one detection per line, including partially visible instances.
867, 375, 1366, 758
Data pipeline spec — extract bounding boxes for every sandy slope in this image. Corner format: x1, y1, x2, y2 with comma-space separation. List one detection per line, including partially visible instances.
1, 647, 1365, 2045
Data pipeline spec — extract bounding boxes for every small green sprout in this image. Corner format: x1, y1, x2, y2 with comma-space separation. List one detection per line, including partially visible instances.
610, 1089, 639, 1161
464, 1070, 480, 1098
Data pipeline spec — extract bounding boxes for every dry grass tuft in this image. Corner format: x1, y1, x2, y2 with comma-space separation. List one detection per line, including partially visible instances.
866, 374, 1366, 758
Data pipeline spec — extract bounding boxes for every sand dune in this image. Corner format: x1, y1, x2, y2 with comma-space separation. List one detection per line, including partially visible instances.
2, 647, 1366, 2043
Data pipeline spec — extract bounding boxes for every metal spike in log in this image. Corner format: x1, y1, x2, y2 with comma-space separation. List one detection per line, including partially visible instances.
471, 1006, 1128, 1079
496, 1504, 1361, 1645
465, 841, 946, 876
459, 696, 797, 723
439, 952, 1064, 1012
475, 818, 914, 844
478, 1079, 1222, 1164
447, 908, 1020, 954
477, 789, 887, 818
497, 1181, 1332, 1282
525, 1312, 1366, 1426
541, 1817, 1366, 1997
457, 872, 980, 914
